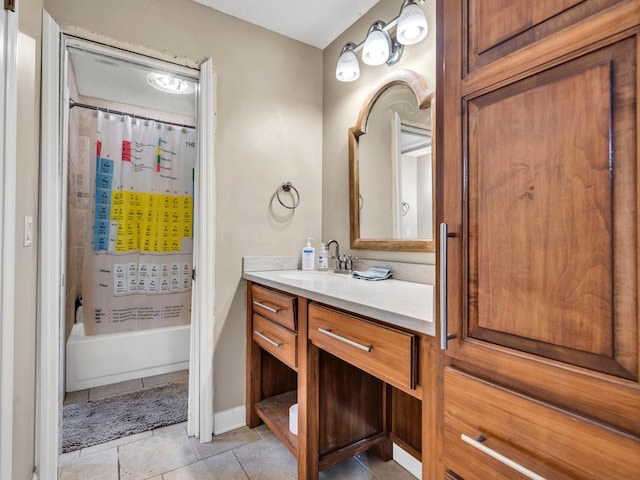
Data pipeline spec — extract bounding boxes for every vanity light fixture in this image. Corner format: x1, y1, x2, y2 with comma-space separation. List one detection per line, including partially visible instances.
362, 21, 395, 66
336, 42, 360, 82
146, 72, 195, 95
336, 0, 428, 82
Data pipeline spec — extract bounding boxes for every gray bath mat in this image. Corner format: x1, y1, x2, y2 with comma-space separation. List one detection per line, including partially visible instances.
62, 382, 188, 453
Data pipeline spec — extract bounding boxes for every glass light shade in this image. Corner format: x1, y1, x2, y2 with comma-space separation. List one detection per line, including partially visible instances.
362, 28, 391, 66
147, 73, 195, 94
397, 3, 428, 45
336, 49, 360, 82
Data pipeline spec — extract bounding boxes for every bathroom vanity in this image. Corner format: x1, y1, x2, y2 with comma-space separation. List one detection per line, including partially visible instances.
243, 266, 436, 479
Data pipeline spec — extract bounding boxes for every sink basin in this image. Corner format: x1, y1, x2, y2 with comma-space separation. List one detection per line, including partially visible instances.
280, 271, 347, 281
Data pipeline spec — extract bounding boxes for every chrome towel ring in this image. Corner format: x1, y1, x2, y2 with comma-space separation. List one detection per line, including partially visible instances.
276, 181, 300, 209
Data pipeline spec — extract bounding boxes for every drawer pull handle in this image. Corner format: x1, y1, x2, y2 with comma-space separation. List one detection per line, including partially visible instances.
253, 300, 281, 314
318, 328, 373, 352
461, 434, 546, 480
254, 331, 282, 348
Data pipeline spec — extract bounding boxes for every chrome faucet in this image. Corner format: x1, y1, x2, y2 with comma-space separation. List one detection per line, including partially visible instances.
326, 240, 358, 274
326, 239, 340, 270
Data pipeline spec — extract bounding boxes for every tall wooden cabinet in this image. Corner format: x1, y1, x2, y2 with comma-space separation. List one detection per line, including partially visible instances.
437, 1, 640, 478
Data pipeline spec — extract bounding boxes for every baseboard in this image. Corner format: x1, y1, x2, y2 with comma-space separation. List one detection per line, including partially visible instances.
393, 443, 422, 479
213, 405, 246, 435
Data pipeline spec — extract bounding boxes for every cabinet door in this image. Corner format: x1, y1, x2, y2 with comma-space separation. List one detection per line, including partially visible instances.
439, 0, 640, 437
465, 0, 625, 73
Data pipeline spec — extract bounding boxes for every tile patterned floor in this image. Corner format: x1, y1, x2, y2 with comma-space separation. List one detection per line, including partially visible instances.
60, 372, 417, 480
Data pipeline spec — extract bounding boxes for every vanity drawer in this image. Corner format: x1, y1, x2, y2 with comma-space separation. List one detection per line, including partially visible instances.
308, 303, 417, 390
252, 314, 297, 369
251, 284, 297, 331
444, 368, 640, 480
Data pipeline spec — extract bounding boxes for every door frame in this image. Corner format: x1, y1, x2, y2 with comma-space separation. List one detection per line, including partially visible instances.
37, 11, 216, 479
0, 4, 18, 480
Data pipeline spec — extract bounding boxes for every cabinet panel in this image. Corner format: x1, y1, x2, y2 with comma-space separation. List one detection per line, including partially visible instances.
464, 38, 637, 380
308, 303, 418, 391
251, 284, 297, 330
465, 0, 621, 74
443, 37, 640, 435
253, 313, 297, 369
444, 368, 640, 480
318, 351, 384, 458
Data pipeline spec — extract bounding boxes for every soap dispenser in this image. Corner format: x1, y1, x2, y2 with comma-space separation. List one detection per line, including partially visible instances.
302, 237, 315, 271
317, 243, 329, 271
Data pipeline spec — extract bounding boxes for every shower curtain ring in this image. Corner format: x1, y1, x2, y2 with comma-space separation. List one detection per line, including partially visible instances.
276, 181, 300, 209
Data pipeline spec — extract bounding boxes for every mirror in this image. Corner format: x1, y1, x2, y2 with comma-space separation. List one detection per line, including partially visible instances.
349, 69, 435, 252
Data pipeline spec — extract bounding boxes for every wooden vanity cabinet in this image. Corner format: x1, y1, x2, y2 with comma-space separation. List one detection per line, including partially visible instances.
246, 284, 298, 456
306, 302, 424, 470
246, 281, 433, 478
438, 1, 640, 478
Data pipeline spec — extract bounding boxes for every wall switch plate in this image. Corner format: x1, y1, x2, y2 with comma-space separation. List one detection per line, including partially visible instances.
24, 215, 33, 247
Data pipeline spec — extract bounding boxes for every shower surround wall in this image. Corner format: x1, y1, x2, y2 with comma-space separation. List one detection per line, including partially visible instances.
66, 102, 91, 341
65, 92, 195, 340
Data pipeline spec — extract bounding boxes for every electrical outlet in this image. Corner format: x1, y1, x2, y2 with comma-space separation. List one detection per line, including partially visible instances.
24, 215, 33, 247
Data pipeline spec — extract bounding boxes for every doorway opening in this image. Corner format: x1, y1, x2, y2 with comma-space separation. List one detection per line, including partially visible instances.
60, 37, 199, 454
40, 15, 215, 476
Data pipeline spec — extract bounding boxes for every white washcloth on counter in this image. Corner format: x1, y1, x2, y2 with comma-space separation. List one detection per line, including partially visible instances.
352, 267, 392, 281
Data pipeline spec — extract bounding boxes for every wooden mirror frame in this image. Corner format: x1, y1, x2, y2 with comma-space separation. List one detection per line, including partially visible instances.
349, 69, 435, 252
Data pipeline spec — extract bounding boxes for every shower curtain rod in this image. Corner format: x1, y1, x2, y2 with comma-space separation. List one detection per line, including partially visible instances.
69, 99, 196, 130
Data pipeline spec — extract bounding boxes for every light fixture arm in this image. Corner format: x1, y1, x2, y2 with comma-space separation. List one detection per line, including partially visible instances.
386, 38, 404, 66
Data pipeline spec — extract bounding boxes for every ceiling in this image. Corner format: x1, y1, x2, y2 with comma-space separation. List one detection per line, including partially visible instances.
193, 0, 382, 49
69, 1, 383, 117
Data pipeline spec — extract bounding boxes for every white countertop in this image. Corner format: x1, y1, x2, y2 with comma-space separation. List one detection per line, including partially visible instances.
243, 269, 435, 336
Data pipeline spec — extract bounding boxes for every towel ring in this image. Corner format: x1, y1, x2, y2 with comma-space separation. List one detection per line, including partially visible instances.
276, 181, 300, 209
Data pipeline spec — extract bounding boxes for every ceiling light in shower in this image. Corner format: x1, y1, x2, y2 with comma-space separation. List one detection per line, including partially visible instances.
146, 73, 195, 95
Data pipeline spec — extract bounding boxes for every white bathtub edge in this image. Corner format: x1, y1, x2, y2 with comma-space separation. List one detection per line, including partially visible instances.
66, 324, 191, 392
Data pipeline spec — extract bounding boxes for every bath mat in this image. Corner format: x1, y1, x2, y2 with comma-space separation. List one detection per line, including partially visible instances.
62, 381, 188, 453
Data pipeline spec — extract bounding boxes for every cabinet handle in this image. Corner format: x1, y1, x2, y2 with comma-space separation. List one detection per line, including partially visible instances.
253, 300, 281, 314
318, 328, 373, 352
461, 434, 546, 480
254, 331, 282, 348
440, 223, 450, 350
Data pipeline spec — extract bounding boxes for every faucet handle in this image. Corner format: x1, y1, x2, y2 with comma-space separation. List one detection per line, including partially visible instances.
346, 254, 358, 272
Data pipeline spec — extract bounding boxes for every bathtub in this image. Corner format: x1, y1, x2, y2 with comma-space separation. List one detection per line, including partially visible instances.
66, 314, 191, 392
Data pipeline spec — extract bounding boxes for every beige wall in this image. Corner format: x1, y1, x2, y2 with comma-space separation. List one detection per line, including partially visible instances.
15, 1, 43, 479
322, 0, 436, 264
44, 0, 323, 414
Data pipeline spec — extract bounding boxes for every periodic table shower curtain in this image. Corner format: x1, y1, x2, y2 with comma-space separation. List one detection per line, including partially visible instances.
82, 110, 196, 335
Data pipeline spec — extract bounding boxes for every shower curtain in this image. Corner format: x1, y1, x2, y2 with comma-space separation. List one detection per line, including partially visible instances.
83, 110, 196, 335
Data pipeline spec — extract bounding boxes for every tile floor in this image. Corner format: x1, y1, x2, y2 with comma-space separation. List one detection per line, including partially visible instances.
60, 372, 417, 480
